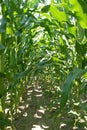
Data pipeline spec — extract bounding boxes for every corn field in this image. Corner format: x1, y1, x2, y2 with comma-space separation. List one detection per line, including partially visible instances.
0, 0, 87, 129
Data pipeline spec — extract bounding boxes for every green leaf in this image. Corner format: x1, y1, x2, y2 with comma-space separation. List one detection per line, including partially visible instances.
60, 68, 87, 109
50, 5, 67, 22
77, 0, 87, 14
41, 5, 50, 13
68, 26, 77, 37
40, 13, 52, 20
0, 17, 6, 33
0, 112, 11, 126
52, 56, 64, 65
81, 84, 87, 94
15, 70, 28, 79
0, 44, 5, 52
70, 0, 87, 29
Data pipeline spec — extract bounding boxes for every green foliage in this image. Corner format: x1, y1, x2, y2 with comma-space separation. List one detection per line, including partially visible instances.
0, 44, 5, 52
60, 68, 87, 109
0, 112, 11, 128
50, 5, 68, 22
70, 0, 87, 29
0, 0, 87, 129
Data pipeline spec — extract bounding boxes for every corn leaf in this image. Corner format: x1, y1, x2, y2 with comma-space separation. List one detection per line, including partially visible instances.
50, 5, 67, 22
70, 0, 87, 29
41, 5, 50, 13
60, 68, 87, 109
0, 44, 5, 51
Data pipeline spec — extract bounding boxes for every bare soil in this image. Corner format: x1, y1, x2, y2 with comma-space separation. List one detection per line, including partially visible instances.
12, 83, 86, 130
13, 84, 55, 130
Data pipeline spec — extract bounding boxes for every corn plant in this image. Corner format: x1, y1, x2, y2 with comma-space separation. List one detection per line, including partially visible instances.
0, 0, 87, 129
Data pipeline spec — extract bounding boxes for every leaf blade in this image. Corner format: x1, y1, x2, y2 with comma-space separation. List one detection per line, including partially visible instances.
60, 68, 87, 109
50, 5, 67, 22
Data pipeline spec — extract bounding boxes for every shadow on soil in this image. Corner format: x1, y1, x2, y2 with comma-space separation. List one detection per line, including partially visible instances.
13, 84, 55, 130
13, 82, 85, 130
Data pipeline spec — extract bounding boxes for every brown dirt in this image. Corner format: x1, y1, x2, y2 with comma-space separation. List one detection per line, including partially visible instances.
12, 83, 86, 130
13, 84, 56, 130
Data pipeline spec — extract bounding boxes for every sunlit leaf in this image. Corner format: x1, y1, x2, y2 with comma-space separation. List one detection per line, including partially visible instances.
50, 5, 67, 22
68, 26, 77, 37
70, 0, 87, 29
40, 13, 52, 20
68, 110, 79, 116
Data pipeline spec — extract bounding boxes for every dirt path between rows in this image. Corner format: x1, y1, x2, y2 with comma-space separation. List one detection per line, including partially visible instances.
12, 79, 87, 130
13, 84, 56, 130
12, 82, 85, 130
